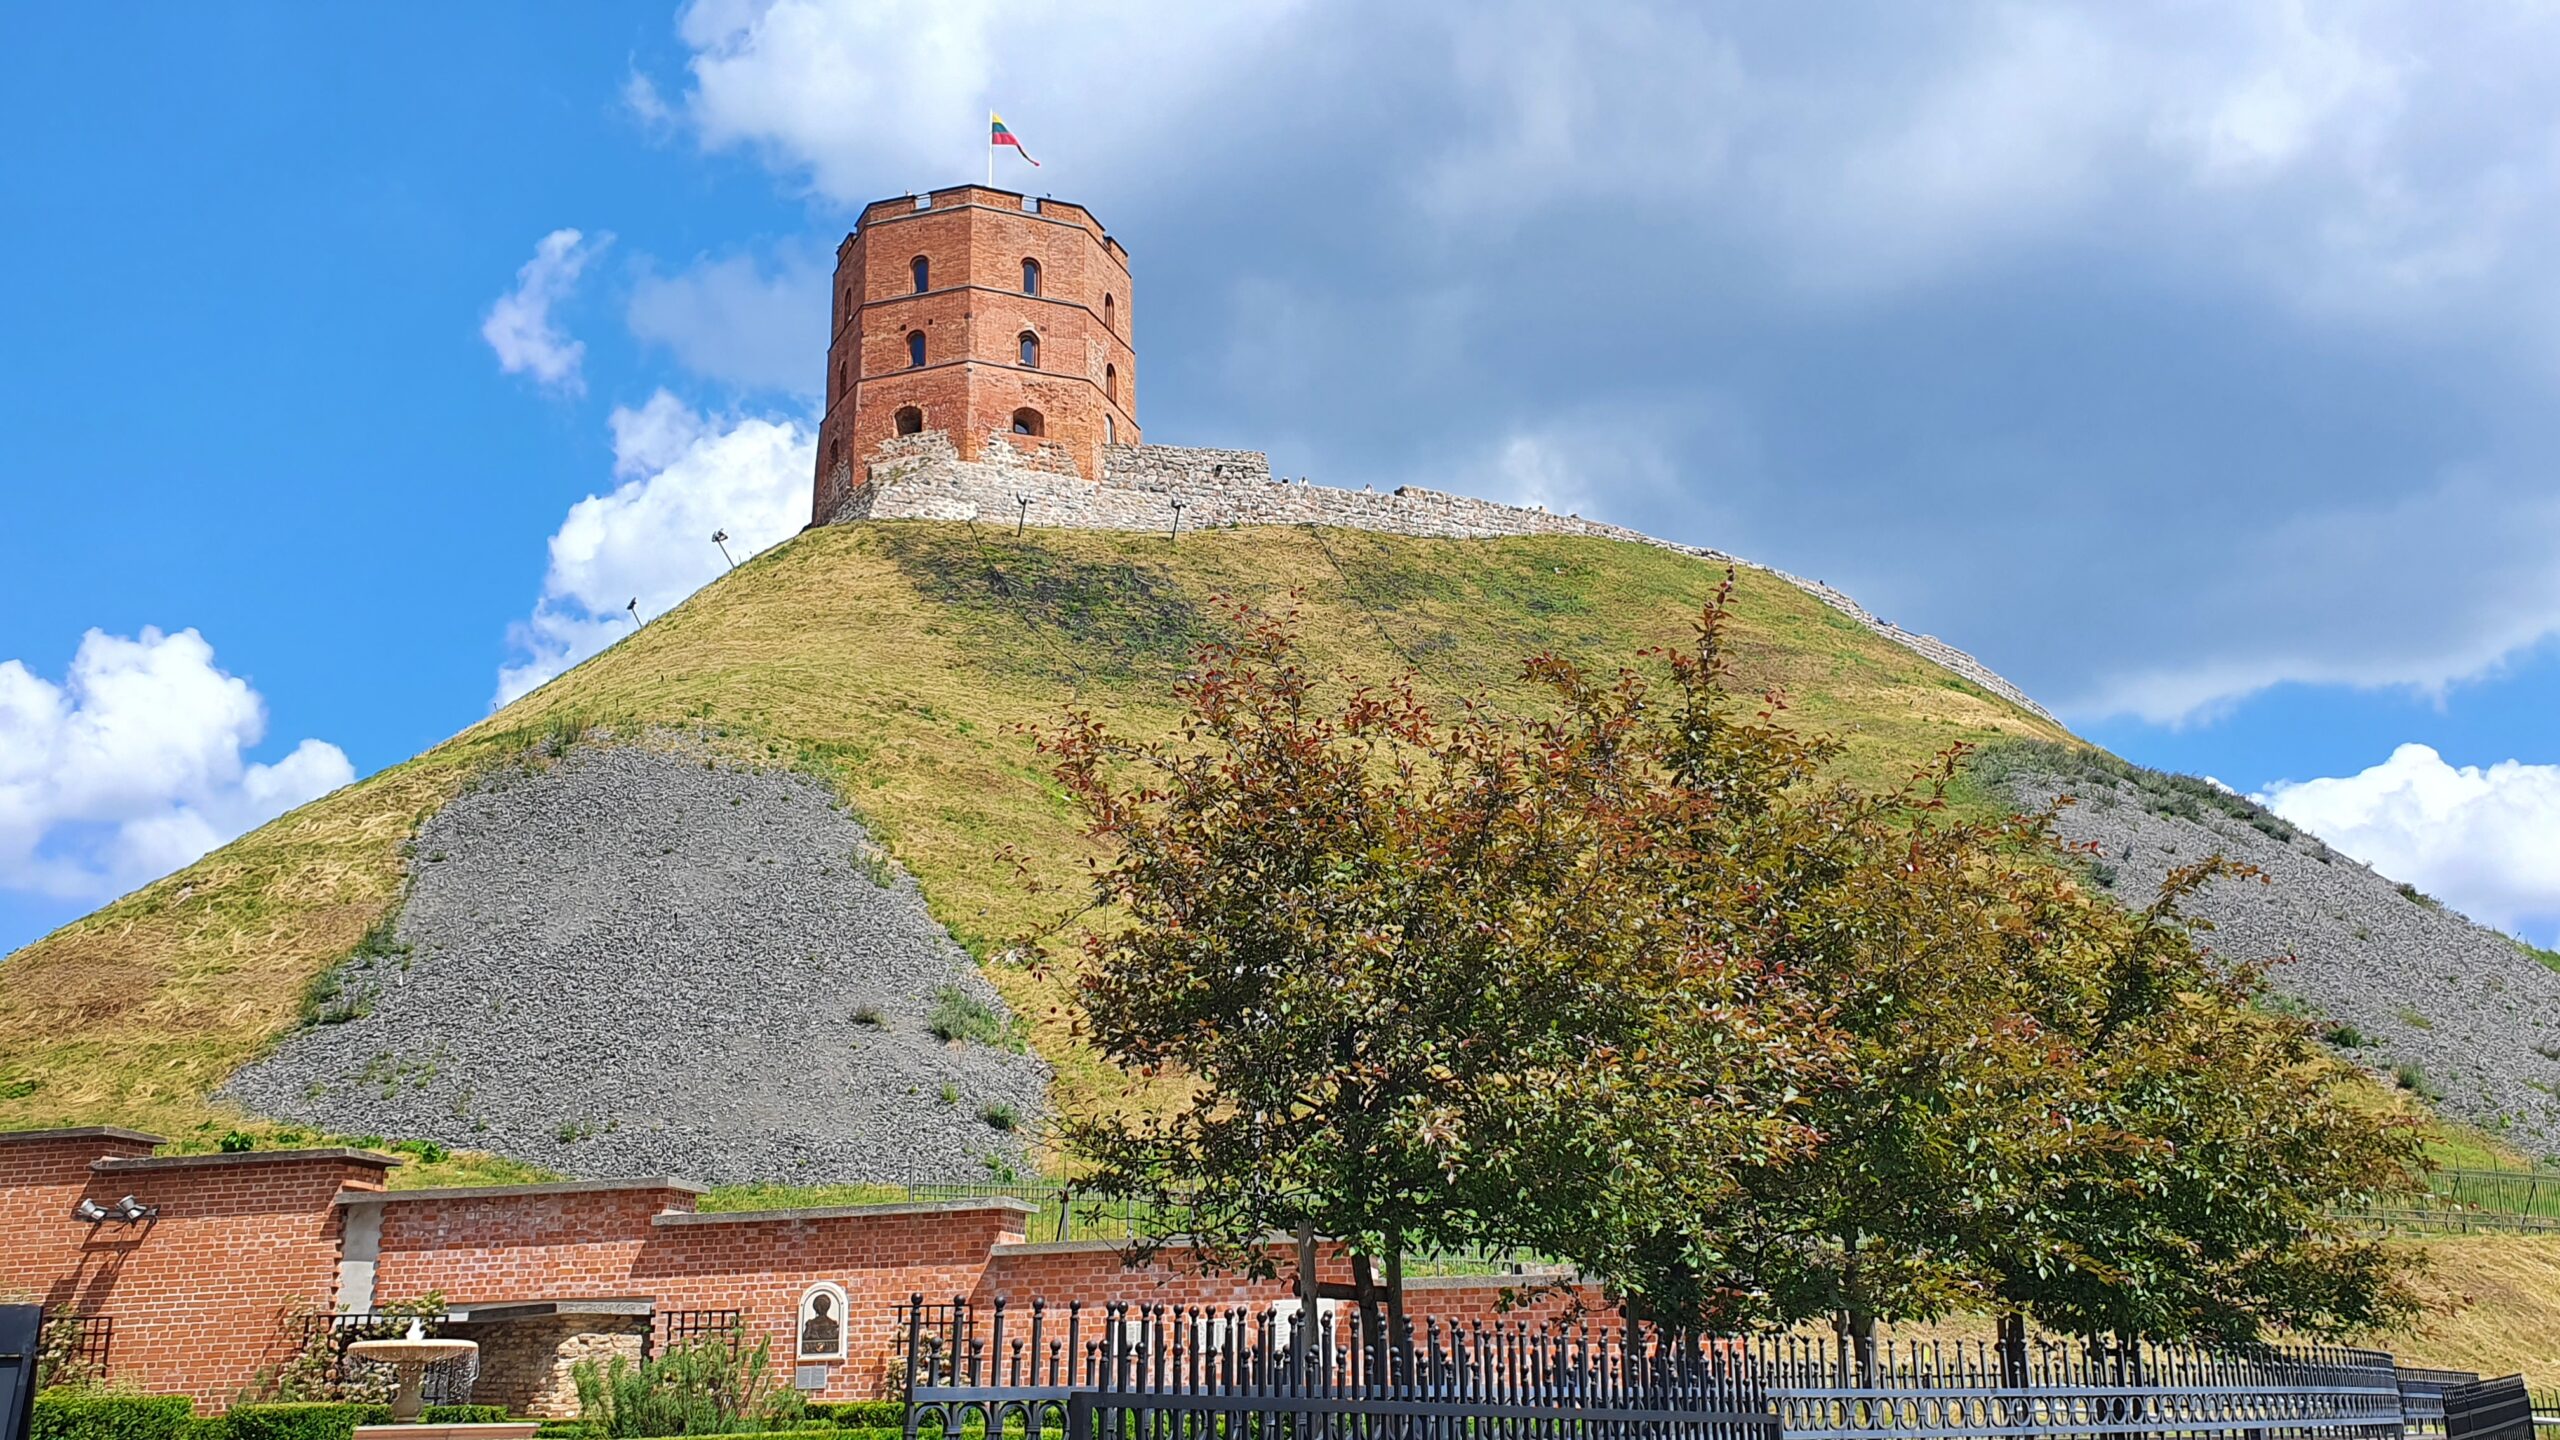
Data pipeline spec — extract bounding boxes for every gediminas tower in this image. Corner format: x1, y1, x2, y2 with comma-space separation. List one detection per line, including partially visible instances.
812, 184, 1137, 523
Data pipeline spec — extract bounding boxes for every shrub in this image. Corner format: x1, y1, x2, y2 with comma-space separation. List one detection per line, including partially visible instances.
980, 1103, 1018, 1132
926, 988, 1019, 1050
32, 1394, 195, 1440
225, 1405, 388, 1440
2322, 1023, 2368, 1050
573, 1334, 791, 1437
803, 1403, 904, 1429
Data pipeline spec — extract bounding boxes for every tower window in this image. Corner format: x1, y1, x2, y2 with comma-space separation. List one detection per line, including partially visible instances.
1104, 293, 1115, 332
1105, 415, 1115, 444
829, 436, 842, 468
836, 361, 847, 399
907, 331, 926, 368
910, 255, 929, 292
1022, 258, 1040, 296
894, 406, 924, 436
1019, 331, 1039, 368
1011, 408, 1044, 437
1105, 363, 1117, 404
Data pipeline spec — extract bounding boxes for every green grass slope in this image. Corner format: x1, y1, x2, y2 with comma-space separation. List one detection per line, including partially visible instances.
0, 522, 2067, 1171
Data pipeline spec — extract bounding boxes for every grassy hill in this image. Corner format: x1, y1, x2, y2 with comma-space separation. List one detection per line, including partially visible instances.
0, 521, 2066, 1173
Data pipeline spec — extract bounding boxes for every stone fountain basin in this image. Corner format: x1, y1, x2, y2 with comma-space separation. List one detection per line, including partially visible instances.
346, 1337, 480, 1364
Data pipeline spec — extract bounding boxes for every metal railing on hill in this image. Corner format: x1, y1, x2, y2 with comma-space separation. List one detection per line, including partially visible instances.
898, 1296, 2411, 1440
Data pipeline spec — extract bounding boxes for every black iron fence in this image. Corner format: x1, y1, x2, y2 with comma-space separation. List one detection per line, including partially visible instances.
652, 1308, 745, 1356
36, 1312, 111, 1385
899, 1296, 2412, 1440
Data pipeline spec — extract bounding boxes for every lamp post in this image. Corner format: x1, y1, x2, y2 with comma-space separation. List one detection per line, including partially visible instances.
1168, 496, 1186, 542
712, 529, 736, 569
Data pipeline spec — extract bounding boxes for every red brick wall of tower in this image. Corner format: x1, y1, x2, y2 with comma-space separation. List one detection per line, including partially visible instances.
812, 185, 1137, 522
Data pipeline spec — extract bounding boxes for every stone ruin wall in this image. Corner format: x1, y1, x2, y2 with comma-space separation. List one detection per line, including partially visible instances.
820, 432, 2057, 724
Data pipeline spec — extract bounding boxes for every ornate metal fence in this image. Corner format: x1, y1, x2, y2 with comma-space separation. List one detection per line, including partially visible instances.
1758, 1335, 2402, 1440
900, 1296, 2412, 1440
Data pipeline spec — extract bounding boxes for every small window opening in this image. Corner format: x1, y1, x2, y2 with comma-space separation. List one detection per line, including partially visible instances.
1011, 408, 1044, 438
1105, 415, 1116, 444
1104, 294, 1115, 331
1019, 331, 1039, 367
1022, 259, 1041, 296
829, 436, 842, 467
910, 255, 929, 292
1105, 363, 1117, 404
907, 331, 926, 368
895, 406, 924, 437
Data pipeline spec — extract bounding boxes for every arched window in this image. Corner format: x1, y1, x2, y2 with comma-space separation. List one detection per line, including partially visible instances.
1011, 408, 1044, 437
841, 288, 851, 320
1018, 331, 1039, 368
906, 330, 926, 368
829, 436, 842, 468
1104, 415, 1115, 444
894, 406, 924, 436
910, 255, 929, 292
835, 361, 846, 400
1022, 258, 1040, 296
1104, 293, 1115, 331
1105, 363, 1117, 404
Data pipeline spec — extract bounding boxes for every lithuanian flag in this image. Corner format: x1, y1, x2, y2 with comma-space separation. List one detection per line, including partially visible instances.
990, 112, 1039, 167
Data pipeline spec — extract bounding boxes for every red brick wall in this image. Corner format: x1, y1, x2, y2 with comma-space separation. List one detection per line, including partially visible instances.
1, 1131, 1607, 1414
978, 1241, 1614, 1326
814, 184, 1137, 520
0, 1130, 390, 1412
369, 1195, 1031, 1405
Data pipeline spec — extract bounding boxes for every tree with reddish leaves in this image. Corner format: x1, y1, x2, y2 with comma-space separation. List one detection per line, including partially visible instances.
1036, 582, 2423, 1349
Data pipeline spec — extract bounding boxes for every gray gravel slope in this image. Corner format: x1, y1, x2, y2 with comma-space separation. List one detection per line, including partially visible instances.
1984, 746, 2560, 1155
224, 744, 1047, 1184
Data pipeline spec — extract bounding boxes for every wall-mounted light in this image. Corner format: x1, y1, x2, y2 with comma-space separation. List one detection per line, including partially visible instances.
114, 1195, 158, 1224
73, 1198, 109, 1223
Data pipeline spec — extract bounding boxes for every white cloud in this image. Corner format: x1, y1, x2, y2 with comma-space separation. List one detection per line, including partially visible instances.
496, 391, 814, 705
662, 0, 1301, 206
2260, 743, 2560, 940
482, 228, 611, 393
627, 247, 829, 395
0, 629, 353, 902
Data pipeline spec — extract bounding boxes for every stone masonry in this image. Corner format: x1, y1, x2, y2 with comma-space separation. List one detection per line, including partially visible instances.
818, 433, 2057, 723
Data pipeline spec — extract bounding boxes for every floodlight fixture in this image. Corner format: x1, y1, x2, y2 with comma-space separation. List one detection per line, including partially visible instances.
73, 1198, 108, 1223
1167, 495, 1187, 542
712, 530, 736, 569
114, 1195, 157, 1223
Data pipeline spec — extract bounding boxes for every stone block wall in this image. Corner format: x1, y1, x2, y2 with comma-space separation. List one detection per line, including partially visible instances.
818, 437, 2056, 723
459, 1315, 647, 1418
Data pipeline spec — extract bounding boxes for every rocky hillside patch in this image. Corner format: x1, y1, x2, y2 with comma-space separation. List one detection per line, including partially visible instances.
1979, 742, 2560, 1155
224, 743, 1046, 1184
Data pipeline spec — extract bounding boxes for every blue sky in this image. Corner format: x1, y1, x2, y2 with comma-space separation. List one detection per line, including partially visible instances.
4, 2, 2557, 955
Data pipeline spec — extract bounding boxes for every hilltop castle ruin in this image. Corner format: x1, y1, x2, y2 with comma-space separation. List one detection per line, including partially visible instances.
811, 184, 2053, 723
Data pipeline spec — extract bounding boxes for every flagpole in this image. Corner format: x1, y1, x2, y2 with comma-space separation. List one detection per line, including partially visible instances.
987, 112, 995, 187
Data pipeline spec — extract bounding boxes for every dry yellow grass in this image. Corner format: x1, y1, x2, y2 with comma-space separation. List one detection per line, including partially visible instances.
0, 520, 2069, 1167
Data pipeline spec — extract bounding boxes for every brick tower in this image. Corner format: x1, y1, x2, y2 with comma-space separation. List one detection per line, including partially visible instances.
811, 185, 1138, 524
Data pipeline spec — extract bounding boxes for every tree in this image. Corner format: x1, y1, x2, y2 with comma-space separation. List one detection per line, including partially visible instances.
1034, 594, 1835, 1332
1039, 583, 2423, 1348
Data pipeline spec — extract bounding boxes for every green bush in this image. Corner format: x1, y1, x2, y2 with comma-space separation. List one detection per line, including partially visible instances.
573, 1335, 795, 1437
423, 1410, 512, 1427
178, 1419, 232, 1440
222, 1404, 389, 1440
32, 1394, 196, 1440
802, 1405, 902, 1430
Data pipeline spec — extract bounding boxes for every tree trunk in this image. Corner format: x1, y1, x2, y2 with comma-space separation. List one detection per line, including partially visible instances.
1296, 1222, 1321, 1383
1998, 1312, 2028, 1389
1384, 1243, 1408, 1389
1350, 1251, 1387, 1390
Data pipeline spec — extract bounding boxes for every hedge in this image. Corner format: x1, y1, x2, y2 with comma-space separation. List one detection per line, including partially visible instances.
32, 1395, 196, 1440
801, 1405, 903, 1430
